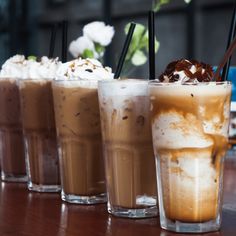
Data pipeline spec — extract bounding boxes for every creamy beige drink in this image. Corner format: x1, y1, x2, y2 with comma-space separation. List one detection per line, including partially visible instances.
18, 56, 61, 192
149, 59, 231, 233
53, 58, 113, 204
98, 79, 157, 218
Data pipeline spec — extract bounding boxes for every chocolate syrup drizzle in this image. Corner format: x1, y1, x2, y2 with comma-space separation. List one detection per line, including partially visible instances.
159, 59, 215, 83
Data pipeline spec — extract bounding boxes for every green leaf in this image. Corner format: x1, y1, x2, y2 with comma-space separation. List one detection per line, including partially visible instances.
139, 30, 149, 51
124, 22, 160, 68
131, 50, 147, 66
94, 43, 105, 54
141, 30, 160, 53
155, 40, 160, 53
27, 55, 37, 61
153, 0, 190, 12
82, 49, 94, 59
153, 0, 171, 12
125, 23, 146, 60
125, 23, 145, 36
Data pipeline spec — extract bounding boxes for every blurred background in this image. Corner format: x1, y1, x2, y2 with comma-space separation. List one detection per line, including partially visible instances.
0, 0, 234, 77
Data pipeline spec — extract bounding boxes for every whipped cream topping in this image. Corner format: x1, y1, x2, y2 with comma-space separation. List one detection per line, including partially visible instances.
0, 55, 28, 78
55, 58, 114, 81
0, 54, 61, 79
159, 59, 214, 84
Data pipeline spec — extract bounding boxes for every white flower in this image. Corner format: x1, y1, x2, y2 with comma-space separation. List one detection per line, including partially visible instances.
184, 0, 191, 3
68, 36, 98, 58
83, 21, 115, 46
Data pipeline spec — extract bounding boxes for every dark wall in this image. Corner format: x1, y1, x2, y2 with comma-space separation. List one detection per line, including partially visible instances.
0, 0, 234, 77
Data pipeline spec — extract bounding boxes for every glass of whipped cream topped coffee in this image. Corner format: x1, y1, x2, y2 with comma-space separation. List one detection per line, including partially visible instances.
0, 55, 28, 182
149, 59, 231, 233
17, 56, 61, 192
52, 58, 113, 204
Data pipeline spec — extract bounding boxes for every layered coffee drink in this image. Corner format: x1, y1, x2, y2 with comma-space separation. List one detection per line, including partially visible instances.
0, 79, 26, 181
53, 58, 113, 204
149, 59, 231, 233
18, 56, 61, 192
98, 79, 157, 218
20, 81, 59, 187
0, 55, 29, 182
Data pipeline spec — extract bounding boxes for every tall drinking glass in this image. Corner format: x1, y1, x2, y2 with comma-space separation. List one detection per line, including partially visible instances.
0, 78, 27, 182
98, 79, 157, 218
19, 79, 61, 192
149, 81, 231, 233
52, 80, 106, 204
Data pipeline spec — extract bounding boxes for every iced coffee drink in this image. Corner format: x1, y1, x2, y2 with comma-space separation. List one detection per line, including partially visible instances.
53, 58, 113, 204
149, 59, 231, 233
18, 56, 61, 192
98, 79, 157, 218
0, 79, 26, 181
0, 55, 28, 182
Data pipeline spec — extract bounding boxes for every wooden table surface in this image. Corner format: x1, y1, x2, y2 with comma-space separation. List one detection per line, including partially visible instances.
1, 150, 236, 236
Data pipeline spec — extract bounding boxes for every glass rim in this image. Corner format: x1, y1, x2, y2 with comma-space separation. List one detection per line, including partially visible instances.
148, 80, 232, 87
0, 76, 55, 80
0, 77, 22, 81
52, 79, 99, 83
18, 78, 54, 82
98, 78, 149, 84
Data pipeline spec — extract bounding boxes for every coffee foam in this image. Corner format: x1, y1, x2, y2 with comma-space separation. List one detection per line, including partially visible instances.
149, 82, 231, 96
98, 79, 149, 110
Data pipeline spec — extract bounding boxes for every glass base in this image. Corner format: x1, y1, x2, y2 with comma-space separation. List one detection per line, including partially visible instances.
1, 172, 28, 182
61, 191, 107, 204
108, 204, 158, 218
28, 182, 61, 193
160, 217, 220, 233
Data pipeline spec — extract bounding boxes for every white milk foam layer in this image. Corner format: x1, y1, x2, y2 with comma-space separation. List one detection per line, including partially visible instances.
152, 112, 214, 149
160, 150, 216, 191
150, 81, 230, 96
98, 79, 149, 111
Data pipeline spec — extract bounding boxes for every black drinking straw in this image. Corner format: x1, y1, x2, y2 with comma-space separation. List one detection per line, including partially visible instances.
61, 20, 68, 63
114, 22, 136, 79
222, 1, 236, 81
49, 23, 58, 58
214, 36, 236, 81
148, 11, 155, 80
